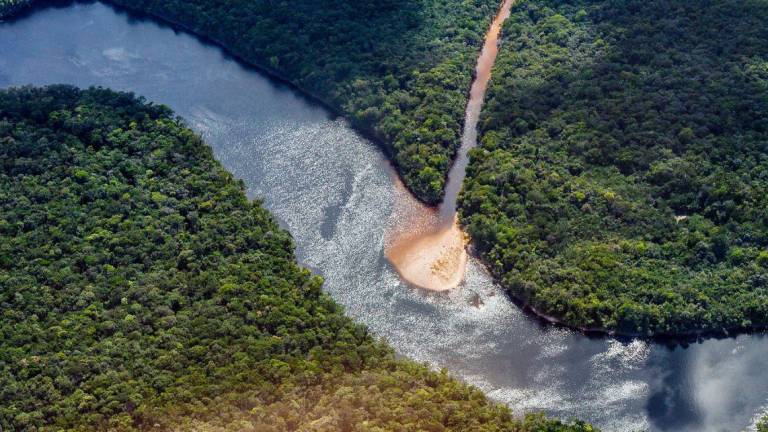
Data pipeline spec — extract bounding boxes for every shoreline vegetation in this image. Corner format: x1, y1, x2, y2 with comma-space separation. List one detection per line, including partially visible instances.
83, 0, 768, 341
0, 85, 596, 431
384, 0, 516, 293
460, 0, 768, 337
0, 0, 765, 425
20, 0, 505, 206
92, 0, 768, 341
0, 0, 768, 339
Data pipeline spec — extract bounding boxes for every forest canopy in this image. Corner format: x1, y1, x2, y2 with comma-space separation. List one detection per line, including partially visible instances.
0, 85, 595, 431
460, 0, 768, 336
59, 0, 505, 205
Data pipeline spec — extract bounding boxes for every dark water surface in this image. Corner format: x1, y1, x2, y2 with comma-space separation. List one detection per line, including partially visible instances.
2, 3, 767, 431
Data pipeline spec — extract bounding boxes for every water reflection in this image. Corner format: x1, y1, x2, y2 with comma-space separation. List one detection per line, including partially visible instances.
1, 3, 767, 431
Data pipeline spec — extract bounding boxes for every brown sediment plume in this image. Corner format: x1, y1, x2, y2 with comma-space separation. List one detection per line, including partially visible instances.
386, 0, 515, 292
387, 217, 468, 291
386, 176, 468, 291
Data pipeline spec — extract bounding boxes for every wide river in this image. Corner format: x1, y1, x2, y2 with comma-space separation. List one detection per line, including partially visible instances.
2, 3, 767, 431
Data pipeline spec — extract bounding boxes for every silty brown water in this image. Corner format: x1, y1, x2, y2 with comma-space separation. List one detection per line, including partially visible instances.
386, 0, 516, 291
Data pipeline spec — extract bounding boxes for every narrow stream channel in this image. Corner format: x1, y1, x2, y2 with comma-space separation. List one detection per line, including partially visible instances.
2, 3, 768, 431
386, 0, 514, 292
440, 0, 514, 221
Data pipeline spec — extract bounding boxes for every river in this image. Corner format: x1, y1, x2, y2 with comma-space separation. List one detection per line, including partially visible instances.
1, 2, 767, 431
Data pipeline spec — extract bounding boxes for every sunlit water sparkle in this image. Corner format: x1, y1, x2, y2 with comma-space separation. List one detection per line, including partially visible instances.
2, 3, 768, 431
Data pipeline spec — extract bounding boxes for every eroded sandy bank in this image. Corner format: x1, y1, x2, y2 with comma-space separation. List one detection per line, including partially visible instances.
386, 0, 515, 291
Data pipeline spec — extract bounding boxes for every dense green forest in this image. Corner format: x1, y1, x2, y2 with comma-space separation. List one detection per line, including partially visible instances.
1, 0, 504, 203
0, 85, 595, 431
459, 0, 768, 336
67, 0, 502, 205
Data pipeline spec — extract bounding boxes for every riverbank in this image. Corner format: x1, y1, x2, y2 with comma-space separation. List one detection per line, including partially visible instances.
459, 0, 768, 340
10, 0, 763, 344
1, 0, 391, 153
3, 0, 507, 204
63, 0, 756, 342
7, 5, 768, 428
385, 0, 515, 292
504, 284, 768, 342
120, 0, 501, 204
0, 84, 600, 431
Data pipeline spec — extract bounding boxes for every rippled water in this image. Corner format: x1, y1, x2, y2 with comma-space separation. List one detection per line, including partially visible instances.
2, 3, 768, 431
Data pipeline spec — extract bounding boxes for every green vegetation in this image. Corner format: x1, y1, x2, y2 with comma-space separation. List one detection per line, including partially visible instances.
1, 0, 506, 202
84, 0, 501, 204
758, 416, 768, 432
460, 0, 768, 336
0, 85, 595, 431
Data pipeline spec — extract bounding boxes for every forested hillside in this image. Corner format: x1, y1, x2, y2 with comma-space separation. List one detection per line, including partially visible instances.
0, 85, 594, 431
460, 0, 768, 336
75, 0, 500, 204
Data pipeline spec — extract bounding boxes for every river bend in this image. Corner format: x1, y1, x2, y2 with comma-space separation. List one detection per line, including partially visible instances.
2, 3, 768, 431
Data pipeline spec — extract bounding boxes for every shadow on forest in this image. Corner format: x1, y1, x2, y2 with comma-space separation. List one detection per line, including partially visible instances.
460, 0, 768, 371
476, 0, 768, 247
102, 0, 430, 101
487, 0, 768, 167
